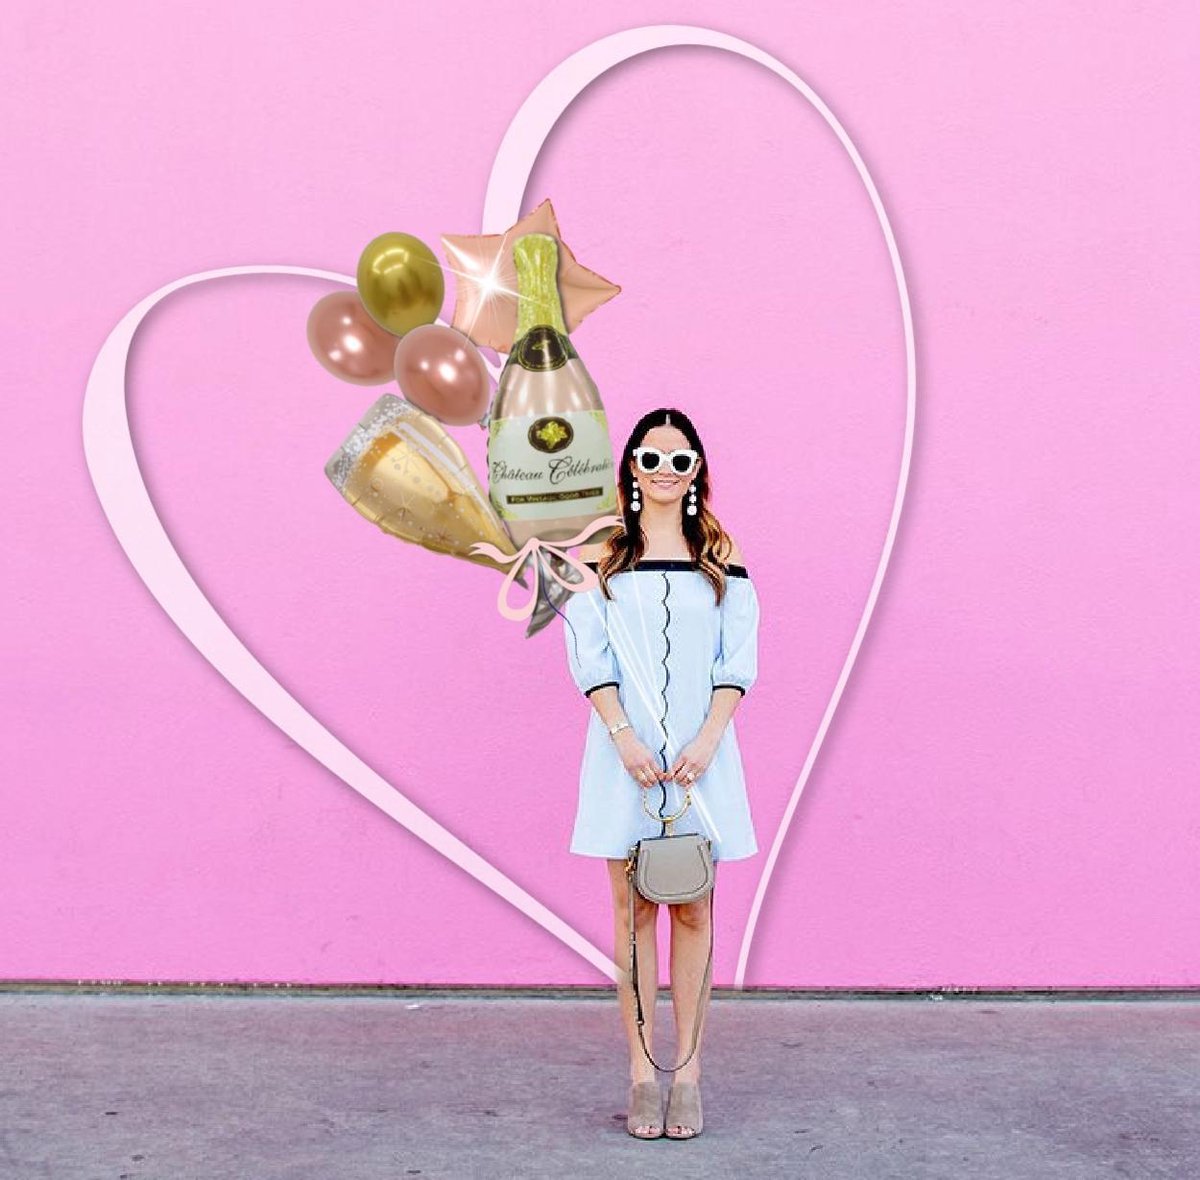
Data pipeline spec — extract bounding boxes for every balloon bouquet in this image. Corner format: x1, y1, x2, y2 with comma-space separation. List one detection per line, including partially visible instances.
312, 198, 623, 637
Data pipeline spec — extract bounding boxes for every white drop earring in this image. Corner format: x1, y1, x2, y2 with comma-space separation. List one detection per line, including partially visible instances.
631, 481, 641, 512
686, 483, 698, 516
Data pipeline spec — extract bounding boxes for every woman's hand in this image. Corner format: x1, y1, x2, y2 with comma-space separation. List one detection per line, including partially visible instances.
669, 730, 720, 787
613, 730, 669, 790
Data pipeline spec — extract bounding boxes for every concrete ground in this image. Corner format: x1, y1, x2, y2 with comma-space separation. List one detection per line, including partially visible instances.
1, 990, 1198, 1179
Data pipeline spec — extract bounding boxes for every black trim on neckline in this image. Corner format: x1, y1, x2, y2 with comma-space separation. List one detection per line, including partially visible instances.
582, 559, 748, 577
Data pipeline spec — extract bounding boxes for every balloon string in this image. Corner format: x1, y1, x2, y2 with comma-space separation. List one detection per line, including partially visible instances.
470, 514, 621, 621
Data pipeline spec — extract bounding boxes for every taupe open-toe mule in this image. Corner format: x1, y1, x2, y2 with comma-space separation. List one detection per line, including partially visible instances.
626, 1080, 664, 1138
664, 1080, 703, 1139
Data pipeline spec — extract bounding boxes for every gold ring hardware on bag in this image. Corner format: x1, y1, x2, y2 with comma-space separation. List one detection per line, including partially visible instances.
624, 782, 715, 1074
641, 783, 693, 834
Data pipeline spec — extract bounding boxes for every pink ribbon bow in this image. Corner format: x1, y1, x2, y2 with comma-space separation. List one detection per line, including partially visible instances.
470, 514, 623, 621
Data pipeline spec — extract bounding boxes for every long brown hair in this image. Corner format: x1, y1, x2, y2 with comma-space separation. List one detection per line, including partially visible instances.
591, 407, 737, 605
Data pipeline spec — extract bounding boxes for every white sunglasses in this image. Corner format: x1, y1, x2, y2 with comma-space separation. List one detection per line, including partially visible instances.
632, 446, 700, 476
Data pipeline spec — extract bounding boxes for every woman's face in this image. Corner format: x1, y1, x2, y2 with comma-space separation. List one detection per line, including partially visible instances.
628, 424, 702, 511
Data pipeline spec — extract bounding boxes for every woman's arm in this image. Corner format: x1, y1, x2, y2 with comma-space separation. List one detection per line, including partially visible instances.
670, 536, 758, 782
566, 542, 669, 786
697, 686, 744, 743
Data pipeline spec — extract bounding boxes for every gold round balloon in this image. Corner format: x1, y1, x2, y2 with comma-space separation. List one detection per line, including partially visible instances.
356, 232, 446, 337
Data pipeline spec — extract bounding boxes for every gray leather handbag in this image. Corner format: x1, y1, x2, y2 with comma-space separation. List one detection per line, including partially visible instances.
624, 786, 715, 1072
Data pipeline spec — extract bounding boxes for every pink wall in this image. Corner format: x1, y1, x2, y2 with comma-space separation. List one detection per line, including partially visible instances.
4, 3, 1198, 987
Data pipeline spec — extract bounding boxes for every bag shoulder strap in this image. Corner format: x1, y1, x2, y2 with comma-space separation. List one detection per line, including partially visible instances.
626, 860, 714, 1073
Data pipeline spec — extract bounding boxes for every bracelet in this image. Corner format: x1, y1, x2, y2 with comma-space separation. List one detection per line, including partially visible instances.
608, 720, 632, 738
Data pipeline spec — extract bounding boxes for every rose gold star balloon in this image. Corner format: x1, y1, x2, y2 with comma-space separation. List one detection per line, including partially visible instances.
440, 197, 620, 353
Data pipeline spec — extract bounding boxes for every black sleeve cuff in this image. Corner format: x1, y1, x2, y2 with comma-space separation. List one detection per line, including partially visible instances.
712, 683, 747, 697
583, 681, 620, 698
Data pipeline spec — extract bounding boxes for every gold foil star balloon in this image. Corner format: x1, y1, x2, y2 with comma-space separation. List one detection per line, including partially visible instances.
325, 394, 525, 580
440, 198, 620, 353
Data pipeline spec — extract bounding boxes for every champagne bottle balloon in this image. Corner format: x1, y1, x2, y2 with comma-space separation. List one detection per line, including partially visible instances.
487, 233, 618, 547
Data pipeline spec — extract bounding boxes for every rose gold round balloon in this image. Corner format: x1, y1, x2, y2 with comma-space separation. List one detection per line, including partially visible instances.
393, 323, 492, 426
306, 290, 399, 385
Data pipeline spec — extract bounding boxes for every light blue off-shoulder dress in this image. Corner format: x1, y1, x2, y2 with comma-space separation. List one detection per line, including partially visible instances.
561, 558, 760, 862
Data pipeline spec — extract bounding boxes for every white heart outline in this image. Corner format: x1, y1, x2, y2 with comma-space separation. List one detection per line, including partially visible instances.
481, 26, 914, 987
81, 25, 914, 988
80, 265, 614, 975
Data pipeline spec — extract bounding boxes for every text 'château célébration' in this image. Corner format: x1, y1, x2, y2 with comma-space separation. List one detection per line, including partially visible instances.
487, 232, 618, 546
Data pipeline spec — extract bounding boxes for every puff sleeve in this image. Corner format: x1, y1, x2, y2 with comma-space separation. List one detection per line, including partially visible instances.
711, 574, 760, 696
562, 583, 620, 698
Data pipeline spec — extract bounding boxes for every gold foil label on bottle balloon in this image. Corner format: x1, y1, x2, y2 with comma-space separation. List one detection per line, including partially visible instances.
488, 409, 617, 521
527, 415, 573, 453
512, 324, 576, 371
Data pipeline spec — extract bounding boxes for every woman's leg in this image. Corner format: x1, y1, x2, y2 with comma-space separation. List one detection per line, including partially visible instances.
665, 871, 716, 1089
606, 858, 660, 1086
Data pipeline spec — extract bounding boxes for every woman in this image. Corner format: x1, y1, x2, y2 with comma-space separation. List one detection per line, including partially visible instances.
561, 406, 760, 1140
